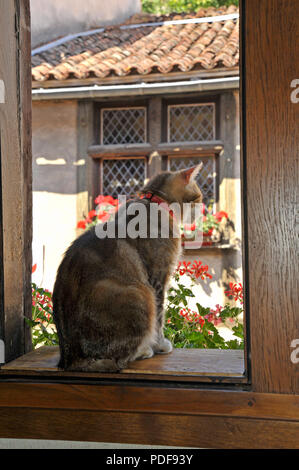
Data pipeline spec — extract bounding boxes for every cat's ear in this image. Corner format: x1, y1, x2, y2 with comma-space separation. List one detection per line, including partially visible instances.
181, 163, 203, 184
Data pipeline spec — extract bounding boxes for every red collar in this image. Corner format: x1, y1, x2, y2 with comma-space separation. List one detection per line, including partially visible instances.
140, 192, 175, 219
140, 192, 165, 204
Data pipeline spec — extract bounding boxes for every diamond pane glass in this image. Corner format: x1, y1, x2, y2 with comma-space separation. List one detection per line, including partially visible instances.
168, 104, 215, 143
169, 156, 216, 207
102, 159, 146, 198
102, 108, 146, 145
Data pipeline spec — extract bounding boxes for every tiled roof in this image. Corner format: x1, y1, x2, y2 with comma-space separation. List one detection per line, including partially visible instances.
32, 5, 239, 84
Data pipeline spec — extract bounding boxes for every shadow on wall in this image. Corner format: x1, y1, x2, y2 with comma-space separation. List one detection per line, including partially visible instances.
33, 159, 86, 195
32, 101, 87, 195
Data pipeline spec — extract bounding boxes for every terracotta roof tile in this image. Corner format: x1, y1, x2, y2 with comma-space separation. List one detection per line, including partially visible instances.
32, 6, 239, 84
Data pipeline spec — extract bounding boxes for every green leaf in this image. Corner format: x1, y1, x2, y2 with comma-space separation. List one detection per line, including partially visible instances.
232, 322, 244, 340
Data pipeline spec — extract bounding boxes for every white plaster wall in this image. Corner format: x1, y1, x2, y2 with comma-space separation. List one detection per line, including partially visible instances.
182, 252, 226, 305
218, 91, 243, 289
32, 101, 80, 290
31, 0, 141, 47
32, 192, 78, 289
178, 248, 243, 342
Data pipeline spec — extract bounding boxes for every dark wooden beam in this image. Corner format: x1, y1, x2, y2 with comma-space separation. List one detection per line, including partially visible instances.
1, 407, 298, 448
88, 141, 223, 158
147, 97, 162, 178
0, 382, 298, 448
77, 101, 96, 212
0, 139, 3, 356
31, 67, 240, 90
157, 141, 223, 156
243, 0, 299, 393
0, 0, 32, 362
88, 143, 153, 158
1, 382, 298, 421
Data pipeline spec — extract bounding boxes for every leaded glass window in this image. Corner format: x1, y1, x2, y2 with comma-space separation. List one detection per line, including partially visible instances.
168, 156, 216, 208
102, 158, 146, 198
168, 104, 215, 143
101, 107, 147, 145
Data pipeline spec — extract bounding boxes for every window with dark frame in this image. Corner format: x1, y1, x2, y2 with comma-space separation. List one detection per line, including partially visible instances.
167, 103, 216, 143
101, 157, 147, 198
97, 102, 218, 205
168, 155, 217, 208
98, 106, 148, 198
167, 103, 217, 209
101, 107, 147, 145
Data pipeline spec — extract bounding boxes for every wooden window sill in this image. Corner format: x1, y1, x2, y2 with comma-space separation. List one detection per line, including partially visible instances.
0, 346, 246, 383
182, 243, 237, 254
88, 141, 224, 158
1, 347, 298, 449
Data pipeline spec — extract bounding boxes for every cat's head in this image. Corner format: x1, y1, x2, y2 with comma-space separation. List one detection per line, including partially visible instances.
141, 164, 203, 207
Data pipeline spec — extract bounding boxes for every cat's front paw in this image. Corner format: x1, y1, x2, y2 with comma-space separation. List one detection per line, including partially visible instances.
136, 345, 154, 360
153, 337, 173, 355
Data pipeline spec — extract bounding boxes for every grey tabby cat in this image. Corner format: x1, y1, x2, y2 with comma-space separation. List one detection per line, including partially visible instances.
52, 165, 202, 372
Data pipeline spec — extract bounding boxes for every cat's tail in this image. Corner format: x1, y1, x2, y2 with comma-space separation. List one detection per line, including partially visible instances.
65, 358, 121, 373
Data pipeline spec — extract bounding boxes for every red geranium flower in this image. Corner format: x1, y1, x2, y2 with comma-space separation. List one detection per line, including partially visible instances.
191, 260, 213, 280
88, 210, 97, 219
225, 282, 243, 303
98, 211, 110, 222
203, 228, 213, 237
111, 197, 119, 207
179, 308, 189, 317
184, 222, 196, 231
104, 195, 116, 205
177, 261, 193, 276
95, 195, 106, 205
95, 195, 119, 207
214, 211, 228, 222
77, 220, 87, 229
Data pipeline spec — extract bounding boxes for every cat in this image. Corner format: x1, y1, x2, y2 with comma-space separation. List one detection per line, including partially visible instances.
52, 165, 203, 372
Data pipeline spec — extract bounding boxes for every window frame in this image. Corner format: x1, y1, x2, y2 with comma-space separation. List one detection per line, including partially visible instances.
90, 96, 223, 207
0, 0, 32, 364
0, 0, 298, 449
167, 102, 216, 143
100, 155, 148, 198
167, 152, 218, 211
100, 106, 148, 146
